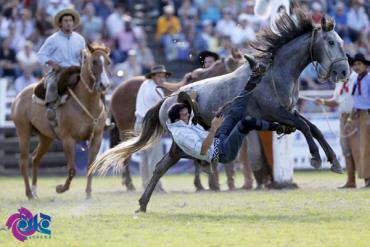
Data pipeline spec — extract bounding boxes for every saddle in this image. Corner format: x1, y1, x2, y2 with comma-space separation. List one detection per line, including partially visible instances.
33, 66, 81, 101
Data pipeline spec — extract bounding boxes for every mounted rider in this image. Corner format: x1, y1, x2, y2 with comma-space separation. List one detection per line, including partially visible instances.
37, 8, 86, 127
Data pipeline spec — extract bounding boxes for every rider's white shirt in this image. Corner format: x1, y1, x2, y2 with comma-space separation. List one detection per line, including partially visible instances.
37, 31, 86, 67
135, 79, 164, 119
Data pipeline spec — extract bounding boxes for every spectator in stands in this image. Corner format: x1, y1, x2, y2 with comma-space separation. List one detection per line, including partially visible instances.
311, 2, 324, 25
46, 0, 67, 17
136, 40, 155, 74
16, 40, 39, 73
106, 3, 126, 39
178, 0, 197, 21
192, 20, 218, 55
0, 9, 12, 39
34, 7, 54, 37
0, 38, 19, 79
94, 0, 114, 20
221, 0, 240, 17
215, 9, 236, 38
332, 2, 350, 43
114, 16, 138, 63
199, 0, 221, 24
7, 24, 25, 52
198, 50, 219, 68
347, 0, 370, 42
217, 35, 232, 58
80, 3, 103, 43
231, 13, 256, 47
15, 9, 34, 40
240, 0, 264, 33
14, 67, 37, 94
114, 49, 142, 83
155, 5, 182, 61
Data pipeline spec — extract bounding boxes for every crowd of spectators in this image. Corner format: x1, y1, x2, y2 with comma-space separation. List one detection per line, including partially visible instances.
0, 0, 370, 95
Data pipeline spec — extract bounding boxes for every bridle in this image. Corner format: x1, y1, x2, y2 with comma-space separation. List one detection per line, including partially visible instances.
271, 28, 348, 109
309, 27, 348, 82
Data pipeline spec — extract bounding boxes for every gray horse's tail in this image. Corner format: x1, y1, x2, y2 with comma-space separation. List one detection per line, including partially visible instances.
89, 99, 166, 175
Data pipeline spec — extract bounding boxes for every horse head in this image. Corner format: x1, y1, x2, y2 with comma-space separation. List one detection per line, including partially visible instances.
311, 15, 349, 82
81, 42, 112, 93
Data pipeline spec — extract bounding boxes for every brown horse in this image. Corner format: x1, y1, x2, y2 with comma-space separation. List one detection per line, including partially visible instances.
110, 49, 245, 191
11, 43, 111, 199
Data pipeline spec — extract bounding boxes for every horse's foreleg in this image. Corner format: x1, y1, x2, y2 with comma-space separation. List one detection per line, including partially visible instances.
17, 130, 33, 199
31, 134, 53, 198
137, 143, 182, 213
85, 132, 104, 198
56, 138, 76, 193
295, 111, 343, 173
238, 139, 253, 189
273, 108, 322, 169
208, 161, 220, 191
122, 156, 135, 191
194, 160, 205, 191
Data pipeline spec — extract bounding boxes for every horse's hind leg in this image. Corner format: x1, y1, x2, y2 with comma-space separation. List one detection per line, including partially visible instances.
137, 143, 182, 213
295, 111, 343, 173
122, 156, 135, 191
31, 134, 53, 198
194, 160, 205, 191
224, 161, 236, 190
56, 138, 76, 193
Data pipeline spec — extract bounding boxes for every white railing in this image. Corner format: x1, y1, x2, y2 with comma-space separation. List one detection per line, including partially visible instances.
0, 79, 15, 127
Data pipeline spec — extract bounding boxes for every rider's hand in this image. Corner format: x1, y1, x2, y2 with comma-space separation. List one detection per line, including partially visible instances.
210, 115, 224, 133
48, 61, 61, 72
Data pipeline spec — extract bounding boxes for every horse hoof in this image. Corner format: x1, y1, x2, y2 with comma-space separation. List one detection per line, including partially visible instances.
310, 157, 322, 169
86, 193, 92, 199
330, 161, 344, 174
240, 184, 253, 190
127, 184, 136, 191
136, 206, 146, 213
195, 187, 205, 192
56, 185, 65, 193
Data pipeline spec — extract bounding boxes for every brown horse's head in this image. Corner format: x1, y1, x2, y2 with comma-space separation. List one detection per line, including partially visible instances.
81, 42, 112, 93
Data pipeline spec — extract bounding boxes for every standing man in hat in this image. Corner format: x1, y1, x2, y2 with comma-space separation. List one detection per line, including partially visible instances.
315, 55, 358, 188
198, 50, 219, 69
37, 8, 86, 127
135, 64, 183, 191
348, 53, 370, 188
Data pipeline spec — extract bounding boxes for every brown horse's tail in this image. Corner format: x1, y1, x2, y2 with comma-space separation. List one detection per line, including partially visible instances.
89, 98, 166, 175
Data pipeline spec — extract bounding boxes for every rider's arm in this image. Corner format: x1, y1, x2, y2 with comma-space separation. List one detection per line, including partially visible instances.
200, 116, 223, 155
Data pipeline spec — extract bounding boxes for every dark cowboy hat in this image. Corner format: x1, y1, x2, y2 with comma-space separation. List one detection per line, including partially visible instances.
53, 8, 80, 28
198, 50, 219, 66
145, 64, 172, 79
348, 53, 370, 66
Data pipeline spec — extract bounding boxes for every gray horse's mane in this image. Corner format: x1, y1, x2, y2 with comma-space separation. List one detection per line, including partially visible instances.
250, 9, 333, 65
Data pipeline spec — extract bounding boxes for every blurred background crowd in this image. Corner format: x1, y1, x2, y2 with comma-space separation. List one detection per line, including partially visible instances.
0, 0, 369, 94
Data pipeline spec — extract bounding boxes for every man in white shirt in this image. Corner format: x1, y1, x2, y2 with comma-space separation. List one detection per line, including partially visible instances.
167, 92, 294, 164
37, 8, 86, 127
134, 65, 171, 191
315, 63, 358, 188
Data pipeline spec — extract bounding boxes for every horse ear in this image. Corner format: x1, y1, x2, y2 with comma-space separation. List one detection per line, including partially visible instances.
104, 47, 111, 55
231, 48, 241, 59
244, 54, 258, 70
87, 43, 94, 52
321, 15, 335, 31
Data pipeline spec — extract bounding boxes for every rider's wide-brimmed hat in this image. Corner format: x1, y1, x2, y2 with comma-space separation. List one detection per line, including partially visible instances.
145, 64, 172, 78
347, 53, 370, 66
53, 8, 80, 28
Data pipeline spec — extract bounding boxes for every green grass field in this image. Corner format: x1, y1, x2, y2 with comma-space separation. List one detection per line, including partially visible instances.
0, 171, 369, 247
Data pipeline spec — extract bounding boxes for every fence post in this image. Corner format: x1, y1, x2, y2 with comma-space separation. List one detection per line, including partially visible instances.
272, 133, 298, 189
0, 79, 7, 126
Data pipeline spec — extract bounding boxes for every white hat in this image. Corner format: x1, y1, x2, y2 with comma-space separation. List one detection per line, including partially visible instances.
238, 13, 249, 22
164, 5, 175, 14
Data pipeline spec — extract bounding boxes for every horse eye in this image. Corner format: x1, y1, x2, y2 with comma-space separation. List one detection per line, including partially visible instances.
328, 40, 335, 46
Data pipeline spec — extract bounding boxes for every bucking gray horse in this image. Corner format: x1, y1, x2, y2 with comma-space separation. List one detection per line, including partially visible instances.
90, 10, 349, 212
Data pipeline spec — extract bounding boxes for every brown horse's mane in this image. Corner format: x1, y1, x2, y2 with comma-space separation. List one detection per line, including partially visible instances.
249, 9, 334, 65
